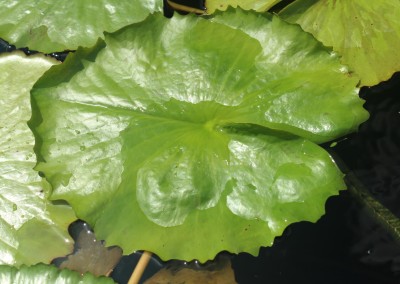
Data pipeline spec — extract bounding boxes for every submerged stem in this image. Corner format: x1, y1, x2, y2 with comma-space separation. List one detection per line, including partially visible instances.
347, 173, 400, 243
128, 251, 153, 284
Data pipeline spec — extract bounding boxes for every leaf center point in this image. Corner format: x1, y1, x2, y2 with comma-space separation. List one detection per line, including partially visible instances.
204, 119, 218, 132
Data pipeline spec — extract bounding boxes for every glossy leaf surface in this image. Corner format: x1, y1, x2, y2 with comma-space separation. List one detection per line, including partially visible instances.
0, 52, 76, 265
31, 10, 368, 261
0, 0, 161, 52
280, 0, 400, 86
0, 263, 115, 283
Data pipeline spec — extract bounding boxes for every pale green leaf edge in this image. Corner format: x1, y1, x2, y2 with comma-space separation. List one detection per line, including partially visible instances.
279, 0, 400, 86
0, 51, 76, 266
0, 0, 162, 52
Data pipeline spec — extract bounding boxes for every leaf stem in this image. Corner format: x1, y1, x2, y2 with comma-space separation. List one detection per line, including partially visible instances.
346, 173, 400, 243
128, 251, 153, 284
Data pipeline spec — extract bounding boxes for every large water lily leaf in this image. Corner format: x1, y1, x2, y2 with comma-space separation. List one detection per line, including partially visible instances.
0, 263, 115, 283
0, 0, 161, 52
206, 0, 281, 13
280, 0, 400, 86
31, 10, 368, 261
0, 52, 75, 266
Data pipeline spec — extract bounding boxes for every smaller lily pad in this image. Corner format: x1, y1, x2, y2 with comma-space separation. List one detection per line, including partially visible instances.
0, 52, 76, 266
0, 0, 162, 52
280, 0, 400, 86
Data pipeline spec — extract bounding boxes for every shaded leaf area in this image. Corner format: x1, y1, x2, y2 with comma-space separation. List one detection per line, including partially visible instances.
279, 0, 400, 86
0, 0, 162, 52
0, 263, 115, 283
53, 221, 122, 277
31, 10, 367, 261
206, 0, 281, 13
0, 52, 76, 266
145, 254, 236, 283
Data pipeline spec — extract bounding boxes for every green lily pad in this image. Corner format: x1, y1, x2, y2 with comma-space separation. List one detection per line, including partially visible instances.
280, 0, 400, 86
31, 10, 368, 261
206, 0, 281, 13
0, 263, 115, 283
0, 52, 75, 266
0, 0, 161, 52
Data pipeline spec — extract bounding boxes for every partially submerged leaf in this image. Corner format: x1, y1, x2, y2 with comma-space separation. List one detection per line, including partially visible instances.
280, 0, 400, 86
206, 0, 281, 13
0, 0, 162, 52
145, 255, 236, 284
0, 263, 115, 283
56, 221, 122, 277
31, 10, 367, 261
0, 52, 75, 265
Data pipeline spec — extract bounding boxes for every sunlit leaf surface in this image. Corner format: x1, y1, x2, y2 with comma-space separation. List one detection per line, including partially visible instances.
0, 263, 115, 283
31, 10, 368, 261
280, 0, 400, 86
0, 0, 161, 52
0, 52, 76, 265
